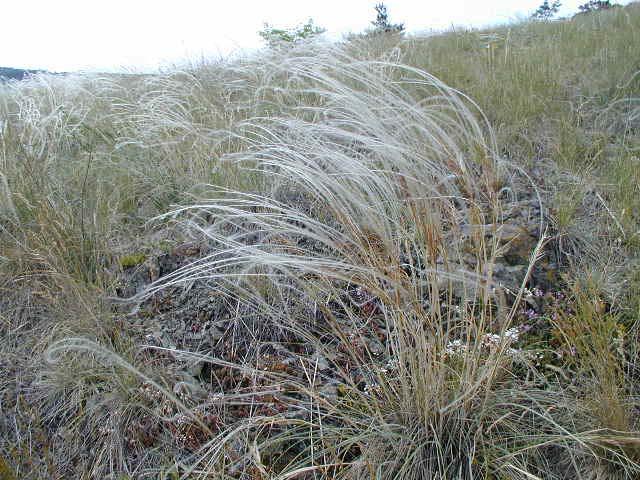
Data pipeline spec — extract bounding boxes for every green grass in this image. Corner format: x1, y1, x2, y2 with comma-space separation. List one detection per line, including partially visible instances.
1, 3, 640, 479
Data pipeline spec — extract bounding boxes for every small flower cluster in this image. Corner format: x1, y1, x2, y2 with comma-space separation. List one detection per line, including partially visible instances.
445, 325, 531, 357
167, 411, 222, 452
523, 287, 545, 299
484, 325, 531, 354
139, 381, 164, 402
363, 382, 383, 397
445, 338, 468, 355
380, 357, 399, 374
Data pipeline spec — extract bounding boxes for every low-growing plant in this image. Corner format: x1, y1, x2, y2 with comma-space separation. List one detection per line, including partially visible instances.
119, 252, 147, 269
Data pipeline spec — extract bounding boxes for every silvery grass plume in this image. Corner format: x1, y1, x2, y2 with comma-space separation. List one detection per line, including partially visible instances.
47, 44, 639, 479
139, 48, 503, 478
129, 47, 640, 479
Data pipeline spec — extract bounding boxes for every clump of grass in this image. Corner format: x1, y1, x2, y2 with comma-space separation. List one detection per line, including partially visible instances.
550, 277, 640, 475
132, 48, 639, 478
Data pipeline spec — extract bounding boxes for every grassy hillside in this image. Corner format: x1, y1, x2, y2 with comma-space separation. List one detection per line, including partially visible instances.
1, 4, 639, 479
0, 67, 48, 82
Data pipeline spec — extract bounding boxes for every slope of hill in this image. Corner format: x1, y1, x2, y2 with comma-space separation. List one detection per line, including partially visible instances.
0, 66, 48, 81
1, 3, 639, 479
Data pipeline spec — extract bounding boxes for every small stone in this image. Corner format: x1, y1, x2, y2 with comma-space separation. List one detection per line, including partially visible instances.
186, 360, 205, 377
311, 352, 329, 370
172, 242, 201, 257
498, 224, 526, 243
318, 382, 339, 402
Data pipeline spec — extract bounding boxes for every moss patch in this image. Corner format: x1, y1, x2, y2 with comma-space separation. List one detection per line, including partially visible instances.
119, 253, 147, 269
0, 457, 16, 480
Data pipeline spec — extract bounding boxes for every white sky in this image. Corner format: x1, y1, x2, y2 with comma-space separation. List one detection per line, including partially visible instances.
1, 0, 634, 72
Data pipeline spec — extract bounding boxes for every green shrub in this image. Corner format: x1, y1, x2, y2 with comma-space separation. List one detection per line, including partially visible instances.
259, 19, 325, 47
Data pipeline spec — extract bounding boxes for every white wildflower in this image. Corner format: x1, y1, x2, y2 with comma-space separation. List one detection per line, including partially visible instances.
445, 339, 468, 355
